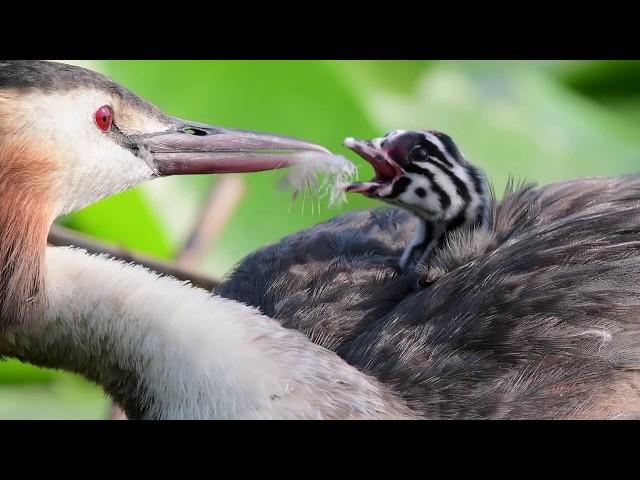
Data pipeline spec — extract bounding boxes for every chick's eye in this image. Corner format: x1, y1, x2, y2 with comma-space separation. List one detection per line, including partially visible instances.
410, 147, 429, 162
94, 105, 113, 132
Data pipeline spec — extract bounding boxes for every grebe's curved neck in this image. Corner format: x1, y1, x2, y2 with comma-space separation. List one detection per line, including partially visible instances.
0, 246, 411, 419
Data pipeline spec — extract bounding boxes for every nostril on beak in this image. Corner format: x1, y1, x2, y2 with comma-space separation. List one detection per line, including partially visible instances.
181, 127, 209, 136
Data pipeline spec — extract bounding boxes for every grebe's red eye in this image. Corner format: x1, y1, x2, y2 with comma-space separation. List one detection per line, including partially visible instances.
94, 105, 113, 132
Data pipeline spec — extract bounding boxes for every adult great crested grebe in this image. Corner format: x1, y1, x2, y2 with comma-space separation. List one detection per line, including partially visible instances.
0, 60, 410, 419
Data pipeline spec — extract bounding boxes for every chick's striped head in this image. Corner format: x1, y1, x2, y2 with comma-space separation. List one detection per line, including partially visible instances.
342, 130, 489, 226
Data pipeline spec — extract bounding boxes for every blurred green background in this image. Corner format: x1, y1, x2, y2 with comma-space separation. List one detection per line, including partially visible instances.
1, 60, 639, 419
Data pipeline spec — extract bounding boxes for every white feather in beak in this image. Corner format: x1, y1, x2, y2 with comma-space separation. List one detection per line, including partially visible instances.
280, 151, 357, 207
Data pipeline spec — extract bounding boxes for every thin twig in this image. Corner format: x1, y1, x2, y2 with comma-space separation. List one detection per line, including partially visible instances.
48, 225, 220, 292
177, 175, 247, 269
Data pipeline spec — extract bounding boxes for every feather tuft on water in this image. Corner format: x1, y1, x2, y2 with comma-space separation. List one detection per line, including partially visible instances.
279, 152, 357, 207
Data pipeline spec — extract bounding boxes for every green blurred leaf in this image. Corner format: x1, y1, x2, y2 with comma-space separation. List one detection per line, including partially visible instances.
0, 377, 108, 419
0, 359, 61, 384
554, 60, 640, 99
59, 188, 174, 259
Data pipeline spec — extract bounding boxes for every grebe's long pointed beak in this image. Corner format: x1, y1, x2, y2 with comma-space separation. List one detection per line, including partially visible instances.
143, 123, 331, 176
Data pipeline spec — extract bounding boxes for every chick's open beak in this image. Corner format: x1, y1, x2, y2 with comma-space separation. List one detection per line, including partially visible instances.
340, 136, 402, 196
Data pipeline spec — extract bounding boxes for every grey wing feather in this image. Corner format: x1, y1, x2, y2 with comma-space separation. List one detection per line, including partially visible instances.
216, 208, 420, 351
219, 173, 640, 418
343, 173, 640, 418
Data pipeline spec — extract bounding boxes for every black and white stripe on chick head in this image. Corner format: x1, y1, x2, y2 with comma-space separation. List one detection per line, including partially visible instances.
342, 129, 490, 272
